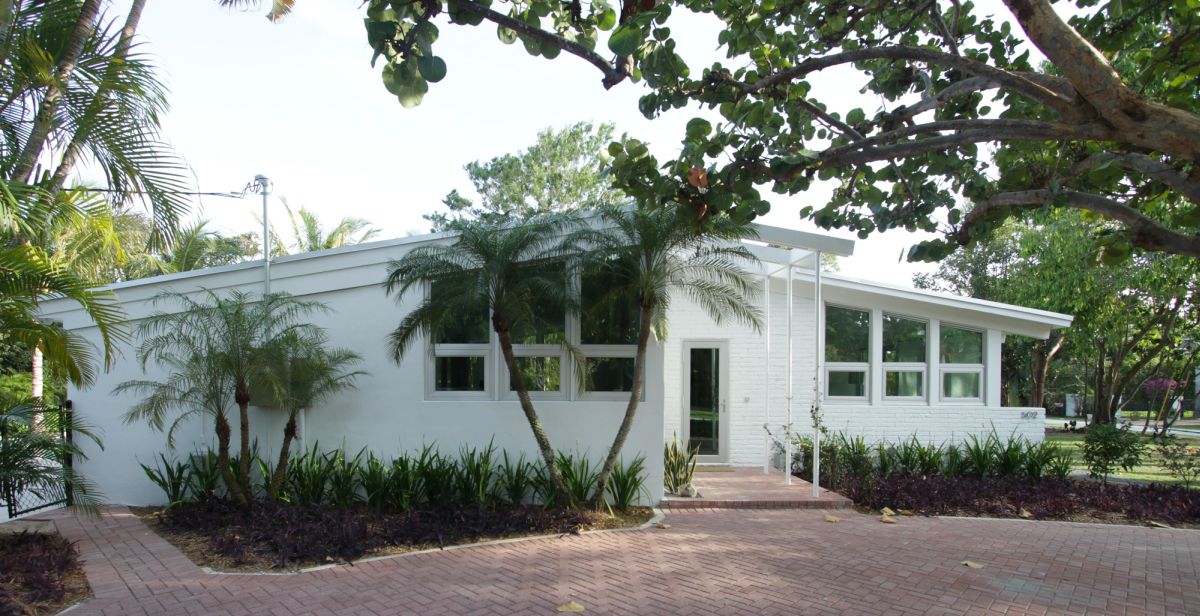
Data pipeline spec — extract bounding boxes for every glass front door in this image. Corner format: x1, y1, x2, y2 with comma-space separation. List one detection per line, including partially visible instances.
686, 344, 726, 461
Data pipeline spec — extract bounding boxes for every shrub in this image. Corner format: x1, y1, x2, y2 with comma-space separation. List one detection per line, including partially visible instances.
326, 448, 365, 508
496, 451, 534, 506
456, 443, 498, 510
663, 433, 697, 494
359, 453, 393, 512
285, 443, 335, 505
0, 531, 79, 605
995, 435, 1027, 477
1157, 436, 1200, 488
1082, 423, 1146, 484
962, 434, 998, 478
141, 453, 190, 507
187, 450, 223, 501
553, 451, 600, 507
606, 456, 647, 511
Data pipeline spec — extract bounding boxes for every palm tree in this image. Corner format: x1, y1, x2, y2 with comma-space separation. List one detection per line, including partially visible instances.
0, 0, 189, 400
565, 206, 763, 508
119, 290, 326, 506
121, 218, 259, 280
255, 329, 364, 500
0, 398, 104, 515
385, 215, 578, 504
282, 200, 380, 254
217, 0, 296, 22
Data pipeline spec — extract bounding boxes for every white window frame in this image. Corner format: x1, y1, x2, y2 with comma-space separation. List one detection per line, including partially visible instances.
882, 313, 928, 402
427, 343, 492, 400
824, 304, 872, 401
578, 346, 642, 401
938, 323, 985, 403
825, 364, 869, 401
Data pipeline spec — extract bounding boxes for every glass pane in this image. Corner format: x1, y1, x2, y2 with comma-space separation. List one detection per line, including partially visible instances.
941, 326, 983, 364
510, 356, 560, 392
581, 263, 639, 345
431, 280, 489, 344
943, 372, 981, 398
435, 356, 485, 391
688, 348, 720, 456
886, 371, 924, 397
584, 357, 636, 392
825, 306, 870, 362
510, 262, 566, 344
883, 315, 927, 363
828, 371, 866, 397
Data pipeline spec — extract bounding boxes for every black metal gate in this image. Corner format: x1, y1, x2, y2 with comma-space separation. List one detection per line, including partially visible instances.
1, 405, 73, 519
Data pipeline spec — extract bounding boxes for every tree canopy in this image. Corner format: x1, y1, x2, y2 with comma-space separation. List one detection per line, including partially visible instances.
360, 0, 1200, 262
426, 122, 624, 232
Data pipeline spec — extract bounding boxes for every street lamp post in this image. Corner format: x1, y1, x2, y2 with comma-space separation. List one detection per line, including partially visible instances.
252, 174, 272, 295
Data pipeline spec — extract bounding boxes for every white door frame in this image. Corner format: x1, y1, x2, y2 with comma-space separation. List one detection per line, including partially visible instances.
682, 339, 730, 464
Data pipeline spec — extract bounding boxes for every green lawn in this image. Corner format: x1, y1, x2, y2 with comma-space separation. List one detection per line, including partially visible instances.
1045, 430, 1200, 487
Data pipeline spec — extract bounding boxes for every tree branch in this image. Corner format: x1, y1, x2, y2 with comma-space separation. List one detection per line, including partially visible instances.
449, 0, 629, 89
1069, 152, 1200, 206
742, 46, 1073, 113
960, 189, 1200, 258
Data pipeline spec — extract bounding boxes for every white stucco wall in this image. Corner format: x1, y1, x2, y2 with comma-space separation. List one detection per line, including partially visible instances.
662, 272, 1055, 467
41, 239, 666, 507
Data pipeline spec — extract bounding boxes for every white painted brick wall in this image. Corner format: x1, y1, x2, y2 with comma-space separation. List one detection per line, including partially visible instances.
663, 277, 1046, 466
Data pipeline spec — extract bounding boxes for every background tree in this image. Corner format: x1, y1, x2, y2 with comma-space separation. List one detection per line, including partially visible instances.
120, 290, 326, 506
916, 210, 1200, 422
256, 199, 380, 256
426, 122, 624, 231
385, 215, 577, 504
0, 398, 103, 514
360, 0, 1200, 261
116, 215, 260, 281
565, 205, 761, 508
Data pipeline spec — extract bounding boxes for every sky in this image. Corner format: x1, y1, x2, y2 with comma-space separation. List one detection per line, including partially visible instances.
102, 0, 1028, 285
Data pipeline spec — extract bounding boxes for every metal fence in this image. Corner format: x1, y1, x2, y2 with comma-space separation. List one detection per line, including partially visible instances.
1, 405, 73, 519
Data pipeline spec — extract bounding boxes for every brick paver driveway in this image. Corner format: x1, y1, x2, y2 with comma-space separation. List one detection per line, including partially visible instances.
43, 506, 1199, 615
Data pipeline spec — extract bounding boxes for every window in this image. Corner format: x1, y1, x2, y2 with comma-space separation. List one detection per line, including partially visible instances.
825, 305, 870, 398
430, 279, 490, 396
579, 263, 641, 398
506, 262, 567, 398
940, 325, 984, 400
883, 314, 926, 398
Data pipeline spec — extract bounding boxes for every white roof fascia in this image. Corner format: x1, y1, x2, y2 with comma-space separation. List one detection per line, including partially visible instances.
749, 223, 855, 257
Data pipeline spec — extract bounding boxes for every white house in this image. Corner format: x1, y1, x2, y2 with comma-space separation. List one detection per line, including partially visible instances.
38, 223, 1072, 506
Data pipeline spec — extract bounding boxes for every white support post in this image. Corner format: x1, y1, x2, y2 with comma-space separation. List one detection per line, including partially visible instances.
763, 272, 772, 475
785, 260, 794, 486
812, 251, 822, 498
254, 174, 272, 295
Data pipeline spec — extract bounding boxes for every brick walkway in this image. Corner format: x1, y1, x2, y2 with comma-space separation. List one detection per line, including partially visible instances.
662, 467, 853, 509
38, 506, 1200, 615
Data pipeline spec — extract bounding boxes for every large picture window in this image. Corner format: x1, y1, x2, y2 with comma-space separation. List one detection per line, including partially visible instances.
430, 280, 490, 396
579, 263, 641, 398
825, 305, 870, 398
940, 325, 984, 401
883, 314, 927, 399
506, 262, 567, 398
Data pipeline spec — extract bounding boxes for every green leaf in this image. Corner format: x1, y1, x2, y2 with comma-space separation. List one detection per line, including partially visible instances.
608, 24, 643, 56
497, 26, 517, 44
846, 108, 865, 125
397, 77, 428, 108
597, 8, 617, 31
417, 55, 448, 82
685, 117, 712, 139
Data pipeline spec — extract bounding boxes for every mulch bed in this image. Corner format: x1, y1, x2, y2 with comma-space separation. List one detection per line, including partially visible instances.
135, 501, 653, 572
841, 475, 1200, 528
0, 531, 90, 616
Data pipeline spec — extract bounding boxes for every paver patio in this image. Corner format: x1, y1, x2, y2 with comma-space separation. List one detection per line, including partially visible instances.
35, 505, 1200, 615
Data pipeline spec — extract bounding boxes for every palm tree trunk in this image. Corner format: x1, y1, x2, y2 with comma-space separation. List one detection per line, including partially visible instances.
235, 379, 252, 503
11, 0, 103, 184
214, 413, 246, 505
30, 344, 43, 400
48, 0, 147, 194
589, 303, 653, 510
268, 411, 298, 501
496, 327, 569, 505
